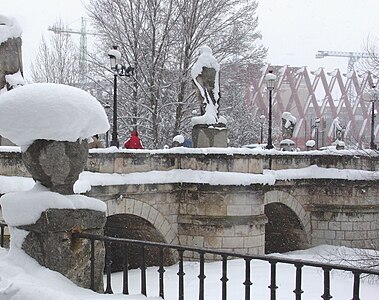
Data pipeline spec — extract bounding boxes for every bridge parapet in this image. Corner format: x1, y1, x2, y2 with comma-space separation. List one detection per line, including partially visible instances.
0, 149, 378, 177
267, 152, 379, 171
86, 151, 263, 174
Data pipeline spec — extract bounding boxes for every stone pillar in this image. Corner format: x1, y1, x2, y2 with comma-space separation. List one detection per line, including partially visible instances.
18, 208, 106, 292
192, 124, 228, 148
2, 139, 107, 292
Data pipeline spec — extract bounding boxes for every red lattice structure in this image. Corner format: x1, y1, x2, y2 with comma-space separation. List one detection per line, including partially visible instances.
247, 64, 379, 149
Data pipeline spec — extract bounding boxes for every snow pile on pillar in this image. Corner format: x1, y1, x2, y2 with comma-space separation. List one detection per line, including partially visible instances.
0, 83, 109, 291
0, 83, 110, 149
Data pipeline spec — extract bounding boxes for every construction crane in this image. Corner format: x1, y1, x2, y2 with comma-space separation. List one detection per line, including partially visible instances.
48, 17, 99, 84
315, 50, 371, 72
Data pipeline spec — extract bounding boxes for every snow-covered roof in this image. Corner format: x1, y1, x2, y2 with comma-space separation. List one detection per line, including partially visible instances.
0, 83, 109, 149
0, 15, 22, 45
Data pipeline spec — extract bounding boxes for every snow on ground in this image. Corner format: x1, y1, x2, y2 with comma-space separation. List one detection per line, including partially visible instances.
0, 244, 378, 299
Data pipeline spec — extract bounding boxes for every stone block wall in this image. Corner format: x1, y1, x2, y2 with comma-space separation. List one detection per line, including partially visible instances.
0, 151, 29, 177
311, 209, 378, 248
274, 179, 379, 249
86, 152, 263, 174
177, 184, 266, 260
87, 183, 268, 259
266, 153, 379, 171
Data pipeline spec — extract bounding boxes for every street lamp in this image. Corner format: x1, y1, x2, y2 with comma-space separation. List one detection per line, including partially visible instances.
370, 85, 379, 150
108, 45, 134, 148
264, 70, 277, 149
103, 101, 111, 147
259, 114, 266, 144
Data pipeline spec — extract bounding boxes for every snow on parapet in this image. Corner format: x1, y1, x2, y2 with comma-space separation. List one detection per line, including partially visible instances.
0, 15, 22, 44
0, 83, 110, 149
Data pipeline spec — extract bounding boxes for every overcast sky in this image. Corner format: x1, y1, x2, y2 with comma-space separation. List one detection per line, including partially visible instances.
1, 0, 379, 80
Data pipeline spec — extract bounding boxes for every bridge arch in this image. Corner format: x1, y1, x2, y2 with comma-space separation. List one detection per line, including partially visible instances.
264, 191, 311, 253
104, 197, 179, 270
105, 197, 179, 245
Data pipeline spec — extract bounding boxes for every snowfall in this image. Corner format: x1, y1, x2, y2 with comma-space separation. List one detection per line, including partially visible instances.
0, 81, 378, 299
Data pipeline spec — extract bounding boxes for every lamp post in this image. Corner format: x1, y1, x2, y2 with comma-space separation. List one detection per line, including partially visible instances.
103, 101, 111, 147
108, 46, 134, 148
264, 70, 277, 149
259, 114, 266, 144
370, 85, 379, 150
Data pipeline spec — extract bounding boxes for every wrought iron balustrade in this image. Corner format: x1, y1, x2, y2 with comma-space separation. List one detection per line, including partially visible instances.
73, 232, 379, 300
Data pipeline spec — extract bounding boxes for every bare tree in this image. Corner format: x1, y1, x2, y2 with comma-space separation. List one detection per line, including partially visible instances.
85, 0, 266, 148
30, 21, 81, 86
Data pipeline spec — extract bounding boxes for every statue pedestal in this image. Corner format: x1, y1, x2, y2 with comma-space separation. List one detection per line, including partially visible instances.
192, 124, 228, 148
16, 208, 106, 292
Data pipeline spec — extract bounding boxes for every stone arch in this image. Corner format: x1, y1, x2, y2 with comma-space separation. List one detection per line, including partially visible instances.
105, 197, 179, 245
264, 190, 311, 253
105, 197, 179, 270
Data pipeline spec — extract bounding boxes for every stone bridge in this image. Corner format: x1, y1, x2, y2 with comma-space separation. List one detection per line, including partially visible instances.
0, 149, 378, 261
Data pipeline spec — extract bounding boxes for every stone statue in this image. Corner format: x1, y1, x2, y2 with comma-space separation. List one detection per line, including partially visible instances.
281, 112, 297, 139
0, 15, 24, 92
332, 117, 344, 141
191, 45, 226, 125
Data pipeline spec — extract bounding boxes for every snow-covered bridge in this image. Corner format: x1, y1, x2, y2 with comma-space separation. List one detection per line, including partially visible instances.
0, 147, 378, 262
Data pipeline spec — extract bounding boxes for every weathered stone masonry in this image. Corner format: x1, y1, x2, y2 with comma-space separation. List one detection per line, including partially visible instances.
1, 150, 379, 254
87, 183, 267, 259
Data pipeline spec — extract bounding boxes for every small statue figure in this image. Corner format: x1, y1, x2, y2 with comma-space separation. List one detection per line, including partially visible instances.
332, 117, 344, 141
281, 112, 297, 139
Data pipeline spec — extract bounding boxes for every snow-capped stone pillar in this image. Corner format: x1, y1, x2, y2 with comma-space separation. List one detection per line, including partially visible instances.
0, 83, 110, 292
191, 46, 228, 148
0, 15, 24, 92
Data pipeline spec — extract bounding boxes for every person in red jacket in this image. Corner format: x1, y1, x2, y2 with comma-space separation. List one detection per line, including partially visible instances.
124, 131, 144, 149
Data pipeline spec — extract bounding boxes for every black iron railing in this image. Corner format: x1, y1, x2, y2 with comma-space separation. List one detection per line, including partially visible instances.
73, 232, 379, 300
0, 222, 6, 248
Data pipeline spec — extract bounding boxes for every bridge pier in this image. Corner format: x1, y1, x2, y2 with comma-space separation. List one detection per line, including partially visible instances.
177, 184, 267, 259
